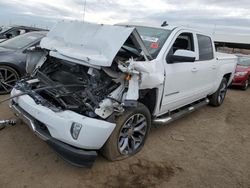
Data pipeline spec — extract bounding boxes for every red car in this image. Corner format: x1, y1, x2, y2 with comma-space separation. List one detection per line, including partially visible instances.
231, 55, 250, 90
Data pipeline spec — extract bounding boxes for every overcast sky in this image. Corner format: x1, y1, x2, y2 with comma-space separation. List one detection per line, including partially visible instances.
1, 0, 250, 34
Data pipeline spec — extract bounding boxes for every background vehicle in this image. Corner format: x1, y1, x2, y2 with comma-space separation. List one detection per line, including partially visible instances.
0, 25, 47, 43
231, 55, 250, 90
9, 21, 237, 167
0, 31, 47, 94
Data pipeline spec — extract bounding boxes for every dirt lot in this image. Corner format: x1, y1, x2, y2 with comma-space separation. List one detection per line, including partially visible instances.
0, 89, 250, 188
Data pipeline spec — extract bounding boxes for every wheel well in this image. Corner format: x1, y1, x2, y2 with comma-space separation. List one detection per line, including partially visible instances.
138, 88, 157, 115
223, 73, 232, 84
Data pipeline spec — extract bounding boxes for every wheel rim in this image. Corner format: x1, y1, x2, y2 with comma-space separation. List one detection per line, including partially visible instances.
0, 67, 19, 94
118, 113, 147, 155
218, 82, 227, 104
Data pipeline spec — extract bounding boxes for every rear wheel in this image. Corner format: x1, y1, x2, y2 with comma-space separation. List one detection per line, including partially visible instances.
0, 65, 20, 95
209, 78, 228, 107
101, 103, 151, 161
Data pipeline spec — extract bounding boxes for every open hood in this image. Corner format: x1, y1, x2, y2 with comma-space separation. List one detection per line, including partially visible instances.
40, 21, 151, 67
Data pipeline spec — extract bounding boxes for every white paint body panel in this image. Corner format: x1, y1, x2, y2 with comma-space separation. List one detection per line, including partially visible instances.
153, 27, 237, 115
131, 60, 165, 89
40, 21, 135, 67
11, 89, 116, 150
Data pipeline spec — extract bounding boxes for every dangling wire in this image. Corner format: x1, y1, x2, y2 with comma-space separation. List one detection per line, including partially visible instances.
0, 84, 85, 105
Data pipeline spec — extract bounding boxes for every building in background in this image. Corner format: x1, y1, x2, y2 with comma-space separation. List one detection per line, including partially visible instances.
214, 32, 250, 55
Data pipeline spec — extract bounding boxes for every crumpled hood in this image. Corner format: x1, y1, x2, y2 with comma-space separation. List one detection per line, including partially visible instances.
40, 21, 142, 67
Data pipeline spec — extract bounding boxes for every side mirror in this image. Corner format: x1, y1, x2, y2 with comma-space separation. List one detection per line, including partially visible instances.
168, 49, 196, 63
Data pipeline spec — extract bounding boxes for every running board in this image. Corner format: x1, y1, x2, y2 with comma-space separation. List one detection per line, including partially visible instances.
153, 98, 209, 125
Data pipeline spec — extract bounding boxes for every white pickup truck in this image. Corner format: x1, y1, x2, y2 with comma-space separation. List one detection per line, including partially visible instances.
9, 21, 237, 167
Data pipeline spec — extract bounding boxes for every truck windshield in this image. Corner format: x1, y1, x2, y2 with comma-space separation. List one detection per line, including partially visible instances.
238, 56, 250, 66
0, 32, 43, 49
135, 26, 171, 58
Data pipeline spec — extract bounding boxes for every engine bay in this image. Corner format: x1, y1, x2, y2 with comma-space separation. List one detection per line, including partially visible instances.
16, 56, 126, 118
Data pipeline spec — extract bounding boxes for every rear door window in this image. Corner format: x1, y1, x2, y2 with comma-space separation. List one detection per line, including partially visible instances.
197, 34, 214, 61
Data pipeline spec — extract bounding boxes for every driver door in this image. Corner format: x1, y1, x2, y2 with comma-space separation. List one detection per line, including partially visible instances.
160, 31, 200, 113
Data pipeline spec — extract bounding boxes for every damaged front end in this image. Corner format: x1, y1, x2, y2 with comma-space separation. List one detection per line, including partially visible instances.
21, 21, 164, 120
10, 21, 165, 167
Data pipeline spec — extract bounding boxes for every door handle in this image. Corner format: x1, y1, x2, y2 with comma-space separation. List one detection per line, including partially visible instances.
212, 65, 216, 70
191, 67, 198, 72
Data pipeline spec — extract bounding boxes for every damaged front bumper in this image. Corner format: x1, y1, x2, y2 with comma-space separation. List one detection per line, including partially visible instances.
10, 100, 97, 167
10, 88, 116, 167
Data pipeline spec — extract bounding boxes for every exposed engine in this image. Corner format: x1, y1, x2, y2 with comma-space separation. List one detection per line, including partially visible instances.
16, 56, 124, 118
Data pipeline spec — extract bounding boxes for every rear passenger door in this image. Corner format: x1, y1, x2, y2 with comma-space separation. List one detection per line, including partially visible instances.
195, 34, 217, 96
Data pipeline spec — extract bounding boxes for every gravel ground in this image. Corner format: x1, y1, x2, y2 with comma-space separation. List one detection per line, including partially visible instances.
0, 89, 250, 188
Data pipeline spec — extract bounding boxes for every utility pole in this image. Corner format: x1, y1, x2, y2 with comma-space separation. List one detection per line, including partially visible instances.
213, 24, 217, 35
83, 0, 87, 22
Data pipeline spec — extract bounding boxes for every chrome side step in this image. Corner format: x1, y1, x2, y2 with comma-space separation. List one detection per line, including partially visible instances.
153, 98, 209, 125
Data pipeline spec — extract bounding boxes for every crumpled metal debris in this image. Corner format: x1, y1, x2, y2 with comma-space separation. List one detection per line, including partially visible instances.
0, 120, 16, 130
171, 134, 185, 142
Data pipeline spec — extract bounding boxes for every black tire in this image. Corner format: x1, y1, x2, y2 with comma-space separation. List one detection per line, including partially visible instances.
101, 103, 151, 161
242, 79, 249, 90
209, 78, 228, 107
0, 65, 20, 95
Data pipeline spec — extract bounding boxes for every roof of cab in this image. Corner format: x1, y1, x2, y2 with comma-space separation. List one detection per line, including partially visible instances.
117, 22, 177, 31
117, 22, 212, 37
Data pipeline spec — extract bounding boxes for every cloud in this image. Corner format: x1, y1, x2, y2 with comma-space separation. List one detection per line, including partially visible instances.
0, 0, 250, 34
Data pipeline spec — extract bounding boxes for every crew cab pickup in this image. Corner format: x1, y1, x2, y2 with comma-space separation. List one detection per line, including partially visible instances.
9, 21, 237, 167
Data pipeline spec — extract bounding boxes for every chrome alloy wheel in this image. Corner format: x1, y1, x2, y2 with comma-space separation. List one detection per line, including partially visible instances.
118, 113, 147, 155
218, 81, 227, 104
0, 66, 19, 94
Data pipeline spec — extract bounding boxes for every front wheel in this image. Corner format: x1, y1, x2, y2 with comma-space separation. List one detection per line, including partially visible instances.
101, 103, 151, 161
209, 78, 228, 107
